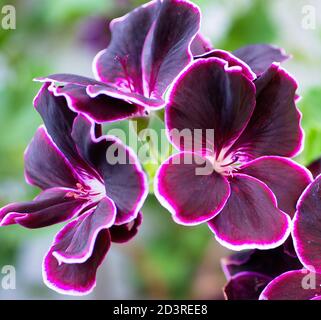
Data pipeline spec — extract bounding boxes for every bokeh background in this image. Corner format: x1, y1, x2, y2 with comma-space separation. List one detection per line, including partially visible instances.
0, 0, 320, 299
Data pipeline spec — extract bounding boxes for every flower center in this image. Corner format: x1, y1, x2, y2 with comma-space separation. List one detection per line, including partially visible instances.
207, 151, 241, 176
66, 180, 106, 203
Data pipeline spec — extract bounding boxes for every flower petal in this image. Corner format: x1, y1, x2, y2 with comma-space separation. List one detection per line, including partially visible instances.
110, 211, 143, 243
24, 126, 81, 190
33, 84, 99, 179
208, 174, 291, 250
293, 175, 321, 273
52, 196, 116, 264
36, 74, 147, 121
195, 49, 256, 81
240, 156, 312, 217
190, 33, 212, 56
94, 0, 200, 100
0, 188, 87, 228
166, 58, 256, 154
154, 152, 231, 226
71, 115, 148, 225
231, 63, 303, 158
233, 44, 290, 75
222, 247, 302, 280
141, 0, 200, 99
260, 270, 321, 300
43, 226, 110, 296
224, 272, 271, 300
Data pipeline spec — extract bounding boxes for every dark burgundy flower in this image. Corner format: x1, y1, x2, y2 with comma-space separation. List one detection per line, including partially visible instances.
0, 84, 147, 295
232, 165, 321, 300
154, 56, 311, 250
222, 247, 302, 300
36, 0, 201, 123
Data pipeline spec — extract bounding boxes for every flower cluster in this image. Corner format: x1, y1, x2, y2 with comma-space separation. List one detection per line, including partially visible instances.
1, 0, 320, 298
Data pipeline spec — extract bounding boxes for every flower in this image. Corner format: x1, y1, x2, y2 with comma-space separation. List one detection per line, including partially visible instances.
223, 159, 321, 300
35, 0, 202, 123
0, 84, 148, 295
154, 55, 312, 250
221, 247, 302, 300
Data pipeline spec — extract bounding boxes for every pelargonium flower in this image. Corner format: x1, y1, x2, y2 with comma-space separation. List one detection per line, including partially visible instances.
221, 246, 302, 300
261, 167, 321, 299
0, 84, 148, 295
224, 159, 321, 300
36, 0, 202, 123
154, 55, 312, 250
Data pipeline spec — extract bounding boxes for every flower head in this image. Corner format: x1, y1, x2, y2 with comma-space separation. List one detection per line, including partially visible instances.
36, 0, 202, 123
155, 55, 312, 250
0, 84, 148, 295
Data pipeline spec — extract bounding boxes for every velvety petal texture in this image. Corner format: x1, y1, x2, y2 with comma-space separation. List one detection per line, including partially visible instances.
110, 212, 143, 243
190, 33, 212, 56
231, 63, 303, 159
71, 115, 148, 225
260, 270, 321, 300
224, 272, 271, 300
208, 174, 291, 250
52, 197, 116, 264
155, 153, 231, 225
222, 247, 302, 280
293, 175, 321, 273
166, 58, 256, 153
94, 0, 200, 101
0, 188, 87, 228
43, 219, 111, 295
233, 44, 290, 75
240, 156, 312, 217
195, 49, 256, 81
24, 126, 81, 190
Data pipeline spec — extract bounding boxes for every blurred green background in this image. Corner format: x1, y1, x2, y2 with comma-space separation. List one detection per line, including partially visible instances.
0, 0, 320, 299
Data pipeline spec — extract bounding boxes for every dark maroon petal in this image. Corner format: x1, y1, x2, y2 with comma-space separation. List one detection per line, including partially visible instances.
110, 211, 143, 243
86, 84, 162, 109
195, 49, 256, 81
71, 115, 148, 225
293, 175, 321, 273
208, 174, 291, 250
260, 270, 321, 300
24, 126, 81, 190
52, 197, 116, 264
190, 33, 212, 56
307, 157, 321, 178
233, 44, 290, 76
94, 0, 200, 100
222, 247, 302, 280
166, 58, 256, 154
36, 75, 145, 123
43, 226, 110, 295
231, 63, 303, 159
33, 84, 99, 179
0, 188, 87, 228
141, 0, 200, 99
224, 272, 271, 300
240, 156, 312, 217
155, 152, 231, 225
